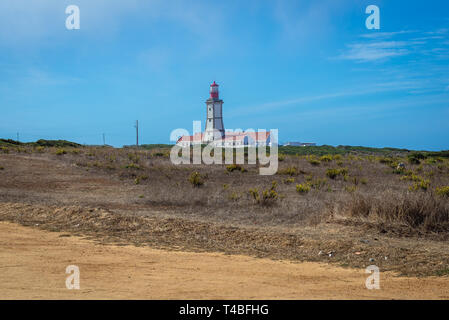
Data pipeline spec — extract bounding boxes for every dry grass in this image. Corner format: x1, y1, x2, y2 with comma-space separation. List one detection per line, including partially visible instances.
343, 192, 449, 233
1, 145, 449, 234
1, 146, 449, 276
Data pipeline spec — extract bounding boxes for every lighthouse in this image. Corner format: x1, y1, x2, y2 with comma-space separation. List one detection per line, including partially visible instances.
204, 81, 225, 142
176, 81, 272, 148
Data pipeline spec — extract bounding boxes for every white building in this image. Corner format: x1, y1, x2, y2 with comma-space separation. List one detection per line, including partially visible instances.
177, 81, 271, 148
283, 142, 316, 147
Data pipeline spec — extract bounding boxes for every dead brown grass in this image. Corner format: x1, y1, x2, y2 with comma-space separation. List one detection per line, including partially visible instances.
343, 192, 449, 233
1, 145, 449, 233
1, 147, 449, 276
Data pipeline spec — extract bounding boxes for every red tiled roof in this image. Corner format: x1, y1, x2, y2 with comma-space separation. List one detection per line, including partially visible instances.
177, 131, 270, 143
177, 132, 203, 142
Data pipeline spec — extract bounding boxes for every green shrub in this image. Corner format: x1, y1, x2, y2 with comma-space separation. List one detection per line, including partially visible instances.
309, 178, 326, 190
320, 155, 333, 162
248, 187, 278, 205
424, 170, 434, 178
332, 154, 342, 161
309, 159, 321, 166
277, 166, 298, 176
345, 185, 357, 193
296, 183, 311, 194
283, 178, 295, 184
393, 168, 405, 174
134, 175, 149, 185
326, 168, 348, 179
226, 164, 247, 173
34, 146, 45, 153
408, 153, 424, 165
189, 171, 204, 187
262, 189, 278, 204
16, 147, 28, 153
128, 153, 140, 163
91, 161, 102, 168
400, 173, 421, 182
35, 139, 81, 148
125, 163, 141, 170
55, 148, 67, 155
409, 179, 430, 191
248, 188, 260, 202
425, 158, 437, 165
152, 152, 166, 157
436, 186, 449, 197
228, 191, 241, 201
378, 157, 394, 165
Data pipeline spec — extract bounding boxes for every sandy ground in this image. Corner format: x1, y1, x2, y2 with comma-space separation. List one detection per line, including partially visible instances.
1, 153, 449, 277
0, 222, 448, 300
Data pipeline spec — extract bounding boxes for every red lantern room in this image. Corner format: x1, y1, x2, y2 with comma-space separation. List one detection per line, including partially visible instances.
210, 81, 219, 99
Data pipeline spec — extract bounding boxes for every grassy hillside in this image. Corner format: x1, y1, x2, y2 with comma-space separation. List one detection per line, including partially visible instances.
278, 145, 410, 156
0, 139, 81, 148
1, 139, 447, 159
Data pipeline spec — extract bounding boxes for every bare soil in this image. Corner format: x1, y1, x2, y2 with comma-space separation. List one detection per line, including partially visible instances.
0, 151, 448, 299
1, 222, 448, 299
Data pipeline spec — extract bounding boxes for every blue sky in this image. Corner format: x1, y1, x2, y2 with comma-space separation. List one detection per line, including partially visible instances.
0, 0, 448, 150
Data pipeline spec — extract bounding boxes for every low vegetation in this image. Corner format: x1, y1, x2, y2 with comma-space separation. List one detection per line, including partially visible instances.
189, 171, 204, 187
1, 140, 448, 237
436, 186, 449, 197
296, 183, 310, 194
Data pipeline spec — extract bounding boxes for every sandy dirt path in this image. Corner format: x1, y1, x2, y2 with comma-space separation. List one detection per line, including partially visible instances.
0, 222, 447, 299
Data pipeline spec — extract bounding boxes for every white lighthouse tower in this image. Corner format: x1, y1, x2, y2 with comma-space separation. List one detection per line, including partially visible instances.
204, 81, 225, 142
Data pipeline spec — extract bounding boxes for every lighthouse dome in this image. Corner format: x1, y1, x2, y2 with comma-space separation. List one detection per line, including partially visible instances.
210, 81, 219, 98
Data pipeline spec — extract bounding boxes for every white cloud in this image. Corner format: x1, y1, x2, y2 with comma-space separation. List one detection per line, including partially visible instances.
360, 30, 415, 39
337, 41, 411, 62
337, 29, 449, 63
228, 81, 424, 118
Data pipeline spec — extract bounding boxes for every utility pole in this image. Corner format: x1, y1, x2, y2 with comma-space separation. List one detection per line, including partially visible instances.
103, 133, 105, 146
17, 132, 19, 142
134, 120, 139, 147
